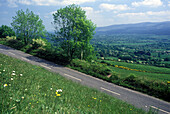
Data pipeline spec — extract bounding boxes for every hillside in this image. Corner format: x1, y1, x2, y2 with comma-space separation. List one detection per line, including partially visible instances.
96, 21, 170, 35
0, 53, 147, 113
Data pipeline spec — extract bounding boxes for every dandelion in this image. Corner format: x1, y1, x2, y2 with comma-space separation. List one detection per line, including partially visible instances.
4, 84, 8, 87
56, 94, 61, 96
92, 97, 96, 100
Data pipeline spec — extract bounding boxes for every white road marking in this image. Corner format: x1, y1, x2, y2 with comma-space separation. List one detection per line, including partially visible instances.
150, 106, 170, 114
64, 73, 82, 82
21, 57, 30, 61
8, 52, 15, 55
40, 64, 51, 70
101, 87, 121, 96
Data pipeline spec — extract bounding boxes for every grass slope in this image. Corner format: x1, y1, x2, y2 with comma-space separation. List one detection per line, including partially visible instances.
0, 53, 150, 113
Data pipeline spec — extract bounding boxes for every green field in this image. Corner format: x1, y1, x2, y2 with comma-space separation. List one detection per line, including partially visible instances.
98, 60, 170, 82
0, 53, 150, 113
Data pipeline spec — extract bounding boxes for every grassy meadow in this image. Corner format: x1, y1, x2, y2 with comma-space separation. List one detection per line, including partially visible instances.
0, 53, 152, 113
98, 60, 170, 82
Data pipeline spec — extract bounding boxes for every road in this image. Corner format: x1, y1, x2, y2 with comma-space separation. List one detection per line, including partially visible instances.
0, 44, 170, 114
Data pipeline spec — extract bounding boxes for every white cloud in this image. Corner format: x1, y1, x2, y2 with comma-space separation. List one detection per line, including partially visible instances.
132, 0, 163, 7
116, 11, 170, 24
7, 0, 96, 7
99, 3, 130, 11
7, 0, 18, 7
168, 1, 170, 7
18, 0, 31, 5
117, 11, 170, 17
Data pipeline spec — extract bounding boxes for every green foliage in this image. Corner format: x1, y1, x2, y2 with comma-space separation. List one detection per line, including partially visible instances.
70, 59, 112, 78
0, 53, 147, 113
0, 25, 15, 38
11, 9, 46, 45
52, 4, 96, 61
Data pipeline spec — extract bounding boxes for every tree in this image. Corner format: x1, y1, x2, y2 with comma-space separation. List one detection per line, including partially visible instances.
11, 9, 46, 44
0, 25, 15, 38
52, 4, 96, 61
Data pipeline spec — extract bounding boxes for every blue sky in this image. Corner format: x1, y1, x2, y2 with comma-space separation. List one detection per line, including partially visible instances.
0, 0, 170, 31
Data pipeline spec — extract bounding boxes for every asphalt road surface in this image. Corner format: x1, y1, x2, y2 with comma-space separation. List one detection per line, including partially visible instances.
0, 44, 170, 114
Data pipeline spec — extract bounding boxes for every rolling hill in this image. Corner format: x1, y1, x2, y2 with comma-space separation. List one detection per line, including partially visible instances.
96, 21, 170, 35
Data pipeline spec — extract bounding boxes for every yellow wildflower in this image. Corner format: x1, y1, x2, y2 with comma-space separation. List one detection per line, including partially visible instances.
56, 94, 61, 96
4, 84, 8, 87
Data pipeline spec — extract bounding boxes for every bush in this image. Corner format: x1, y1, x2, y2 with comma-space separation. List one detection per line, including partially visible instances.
0, 25, 15, 38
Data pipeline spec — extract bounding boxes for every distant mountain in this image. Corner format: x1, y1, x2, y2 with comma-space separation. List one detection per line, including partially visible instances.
96, 21, 170, 35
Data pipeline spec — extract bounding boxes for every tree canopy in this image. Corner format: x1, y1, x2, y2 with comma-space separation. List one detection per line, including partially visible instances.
11, 9, 46, 44
0, 25, 15, 38
52, 4, 96, 61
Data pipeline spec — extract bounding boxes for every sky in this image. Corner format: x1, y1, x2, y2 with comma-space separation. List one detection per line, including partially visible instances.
0, 0, 170, 31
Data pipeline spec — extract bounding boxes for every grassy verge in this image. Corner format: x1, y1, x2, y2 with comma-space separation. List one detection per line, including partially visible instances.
0, 53, 151, 113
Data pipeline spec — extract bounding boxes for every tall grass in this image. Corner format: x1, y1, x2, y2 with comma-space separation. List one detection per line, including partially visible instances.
0, 53, 149, 113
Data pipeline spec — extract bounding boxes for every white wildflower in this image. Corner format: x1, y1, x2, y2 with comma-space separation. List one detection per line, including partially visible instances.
50, 88, 52, 90
3, 69, 5, 72
12, 73, 15, 76
13, 71, 15, 73
11, 78, 13, 81
56, 89, 62, 92
20, 74, 23, 76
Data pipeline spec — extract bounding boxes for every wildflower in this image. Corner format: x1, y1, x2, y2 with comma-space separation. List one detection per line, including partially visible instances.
11, 78, 13, 81
4, 84, 8, 87
0, 72, 1, 74
25, 88, 28, 91
21, 96, 24, 99
16, 99, 20, 103
130, 109, 132, 110
92, 97, 96, 100
88, 105, 90, 107
20, 74, 23, 76
13, 71, 15, 73
12, 73, 15, 76
50, 88, 52, 90
3, 69, 5, 72
29, 103, 31, 104
56, 89, 62, 92
167, 81, 170, 84
56, 94, 61, 96
10, 97, 12, 100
